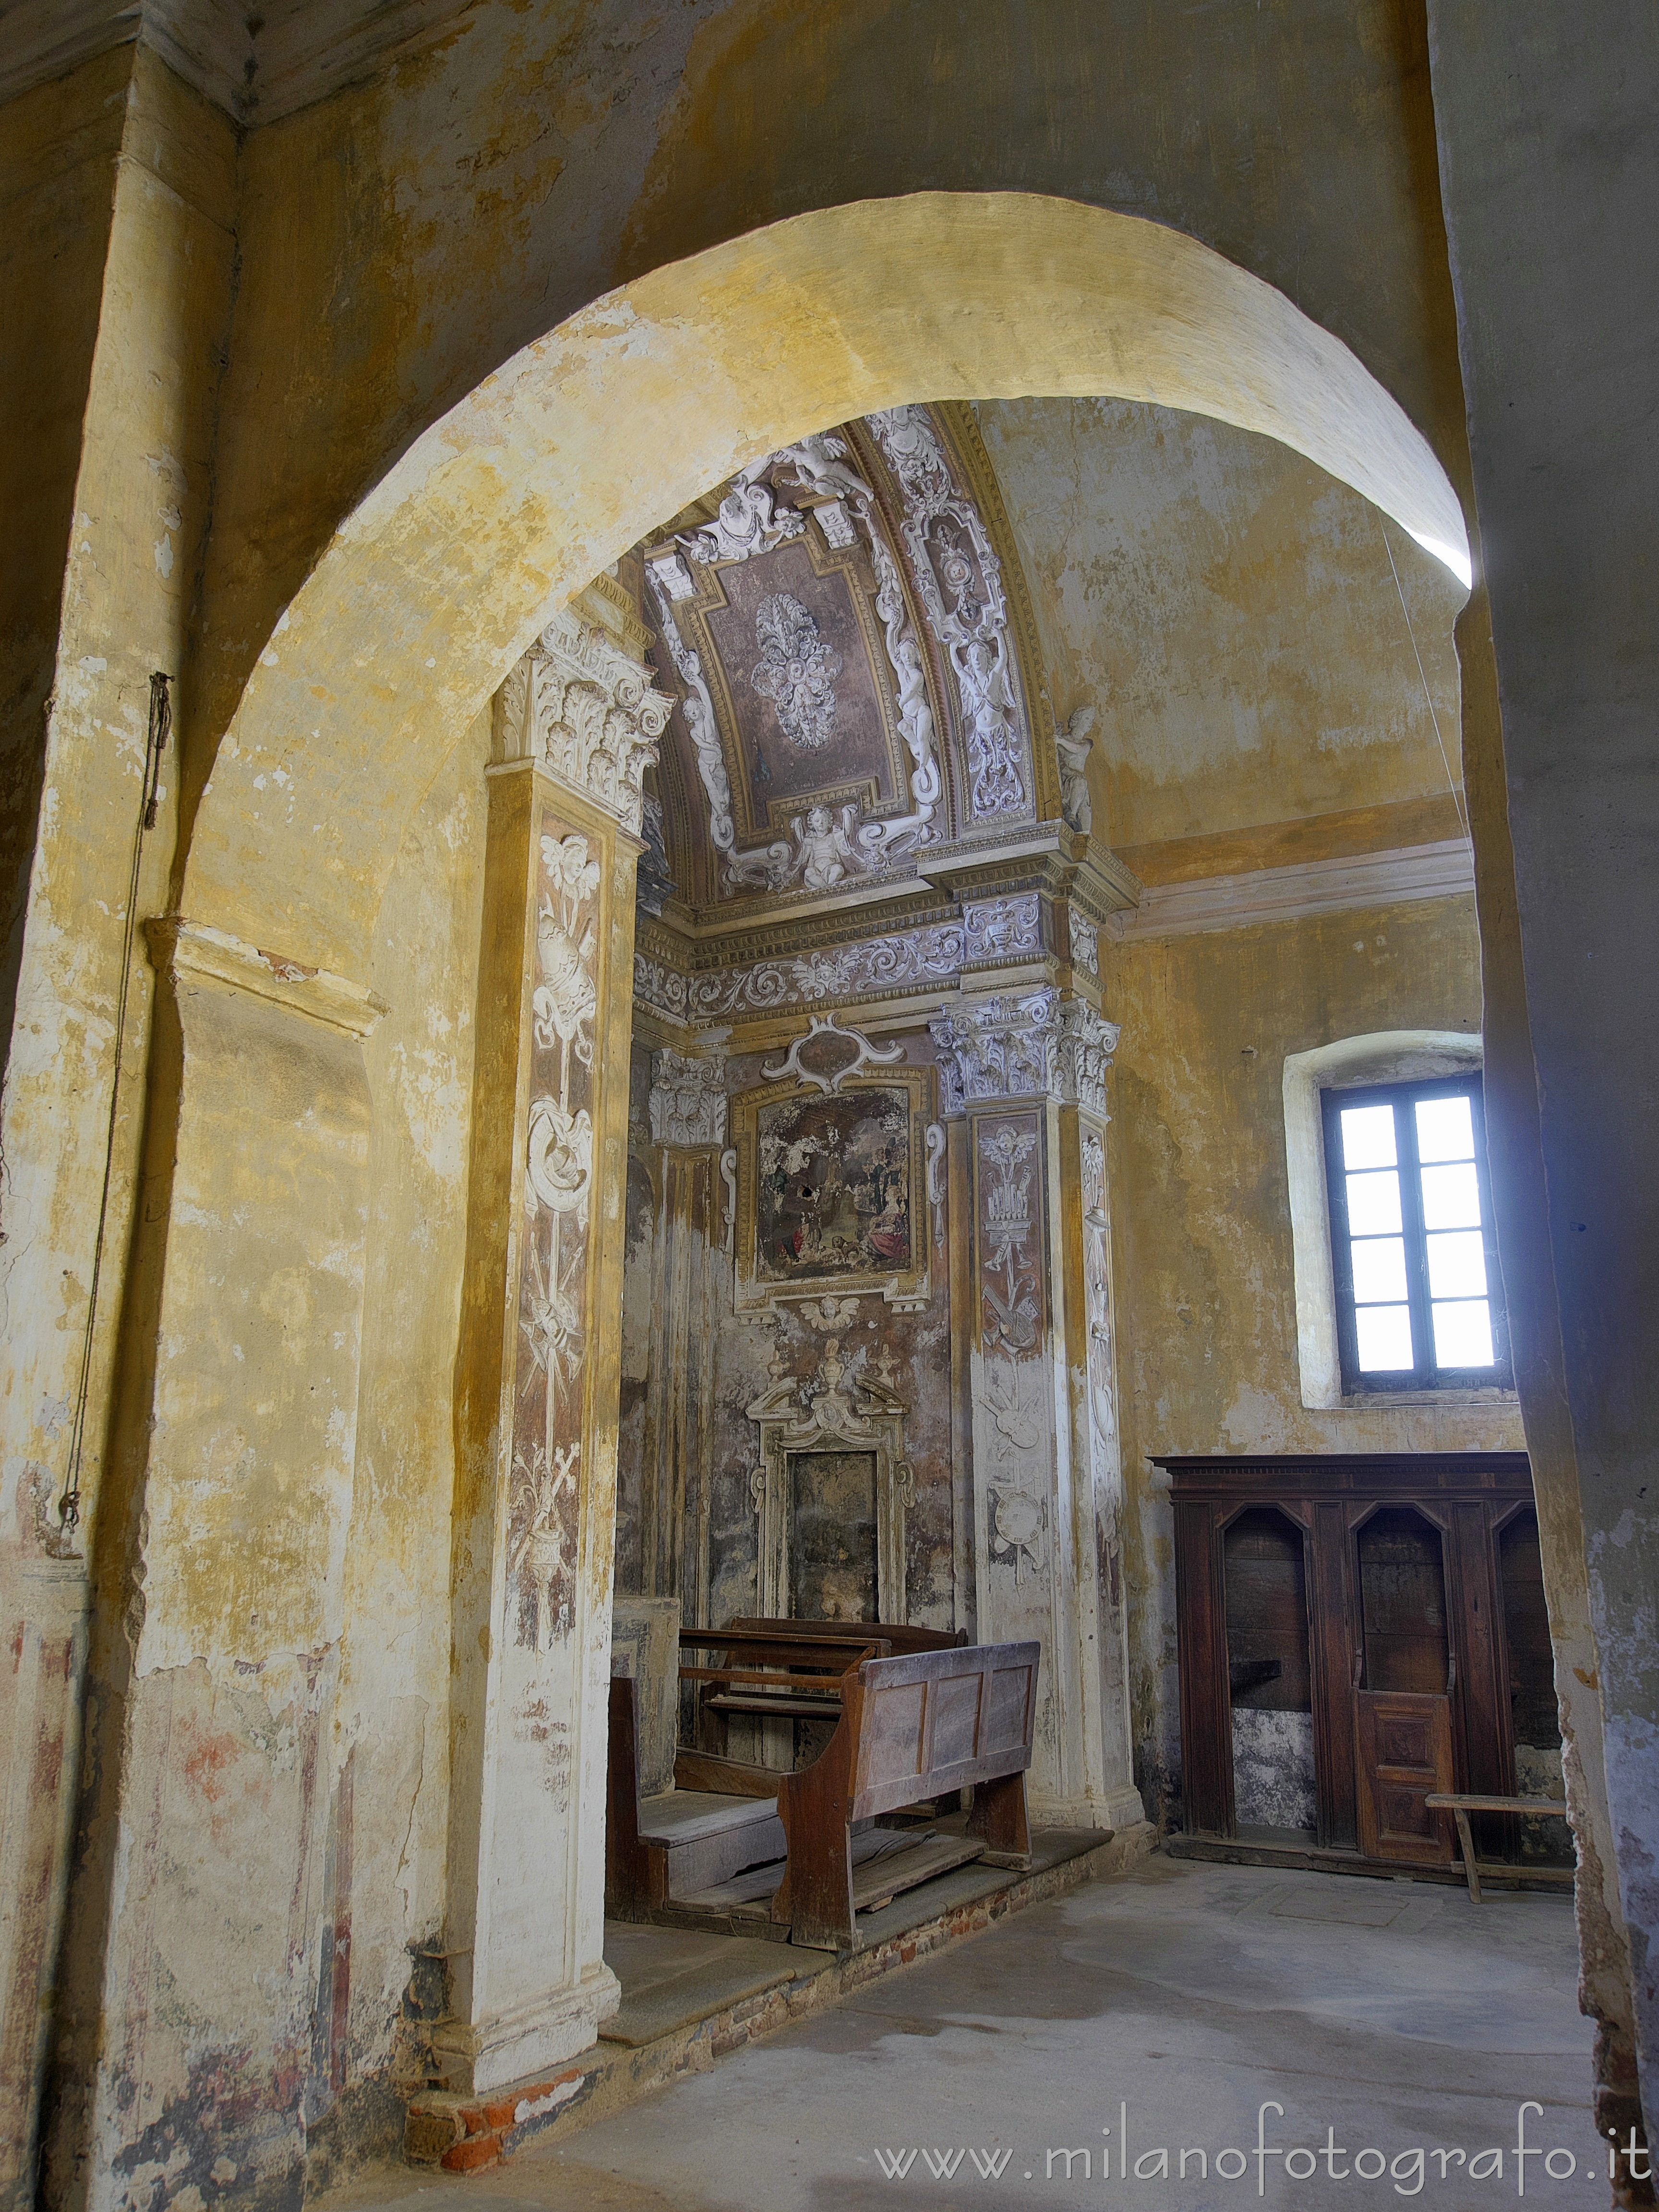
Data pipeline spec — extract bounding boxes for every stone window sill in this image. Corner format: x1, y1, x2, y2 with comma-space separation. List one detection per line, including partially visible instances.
1337, 1388, 1519, 1408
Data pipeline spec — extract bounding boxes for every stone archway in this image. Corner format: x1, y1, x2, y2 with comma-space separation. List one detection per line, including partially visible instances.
180, 190, 1469, 983
55, 190, 1484, 2197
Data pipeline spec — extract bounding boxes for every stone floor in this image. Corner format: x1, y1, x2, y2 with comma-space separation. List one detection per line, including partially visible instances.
338, 1855, 1599, 2212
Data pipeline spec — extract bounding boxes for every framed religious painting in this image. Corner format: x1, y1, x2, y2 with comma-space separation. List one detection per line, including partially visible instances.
732, 1063, 933, 1313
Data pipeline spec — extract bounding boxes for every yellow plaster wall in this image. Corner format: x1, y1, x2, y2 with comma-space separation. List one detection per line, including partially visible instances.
978, 397, 1465, 853
1102, 894, 1525, 1814
0, 47, 126, 1035
328, 707, 492, 2129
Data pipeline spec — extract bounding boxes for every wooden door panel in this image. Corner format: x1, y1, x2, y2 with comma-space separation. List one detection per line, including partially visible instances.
1355, 1690, 1454, 1863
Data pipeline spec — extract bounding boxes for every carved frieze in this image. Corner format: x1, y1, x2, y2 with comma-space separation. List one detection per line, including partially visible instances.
1068, 908, 1100, 978
648, 1048, 727, 1148
493, 608, 673, 837
964, 892, 1042, 962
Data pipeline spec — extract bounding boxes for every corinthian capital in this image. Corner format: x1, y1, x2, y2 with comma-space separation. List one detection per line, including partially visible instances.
493, 605, 673, 836
927, 986, 1061, 1116
1058, 999, 1122, 1118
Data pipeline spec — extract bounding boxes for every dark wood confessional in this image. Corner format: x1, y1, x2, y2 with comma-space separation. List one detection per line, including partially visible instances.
1158, 1452, 1570, 1879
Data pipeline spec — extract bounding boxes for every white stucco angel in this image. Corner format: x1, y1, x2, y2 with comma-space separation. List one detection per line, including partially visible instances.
1054, 703, 1096, 834
768, 432, 874, 509
790, 803, 866, 891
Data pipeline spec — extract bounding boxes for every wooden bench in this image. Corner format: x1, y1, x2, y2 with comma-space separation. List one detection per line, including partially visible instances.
769, 1637, 1041, 1950
606, 1674, 788, 1918
608, 1625, 1041, 1951
1424, 1791, 1572, 1902
685, 1618, 968, 1731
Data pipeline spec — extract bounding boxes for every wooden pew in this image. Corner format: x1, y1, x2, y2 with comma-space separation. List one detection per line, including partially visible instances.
685, 1618, 967, 1745
769, 1638, 1041, 1951
606, 1674, 788, 1919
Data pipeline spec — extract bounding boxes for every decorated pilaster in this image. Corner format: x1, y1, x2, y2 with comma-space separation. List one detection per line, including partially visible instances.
440, 596, 670, 2092
930, 987, 1144, 1829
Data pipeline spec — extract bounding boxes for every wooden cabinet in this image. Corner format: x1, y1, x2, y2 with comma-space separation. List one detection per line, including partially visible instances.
1157, 1452, 1564, 1874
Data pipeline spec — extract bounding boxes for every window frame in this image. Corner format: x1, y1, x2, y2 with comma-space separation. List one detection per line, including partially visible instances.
1321, 1072, 1513, 1396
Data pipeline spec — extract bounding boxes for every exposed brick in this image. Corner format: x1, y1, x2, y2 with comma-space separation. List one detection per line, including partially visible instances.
406, 2109, 463, 2164
480, 2096, 520, 2131
442, 2134, 502, 2172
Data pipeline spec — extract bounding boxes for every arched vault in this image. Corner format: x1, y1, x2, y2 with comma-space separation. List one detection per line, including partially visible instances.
184, 190, 1470, 978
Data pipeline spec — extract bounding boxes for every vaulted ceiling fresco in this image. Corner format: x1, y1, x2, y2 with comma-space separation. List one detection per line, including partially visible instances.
632, 405, 1060, 923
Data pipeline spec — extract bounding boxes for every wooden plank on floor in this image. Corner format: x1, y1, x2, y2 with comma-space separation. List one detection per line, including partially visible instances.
851, 1831, 985, 1914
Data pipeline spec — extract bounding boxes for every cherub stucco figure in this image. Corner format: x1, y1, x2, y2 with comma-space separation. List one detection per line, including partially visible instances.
791, 803, 865, 890
1055, 703, 1096, 834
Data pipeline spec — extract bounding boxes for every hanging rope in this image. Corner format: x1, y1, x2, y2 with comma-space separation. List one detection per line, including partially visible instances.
1378, 515, 1472, 849
57, 672, 171, 1534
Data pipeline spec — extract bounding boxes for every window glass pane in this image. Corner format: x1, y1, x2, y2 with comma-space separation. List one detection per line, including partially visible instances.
1355, 1304, 1415, 1371
1419, 1161, 1482, 1230
1346, 1169, 1403, 1236
1415, 1094, 1475, 1163
1432, 1299, 1495, 1368
1426, 1229, 1488, 1299
1340, 1104, 1397, 1169
1351, 1236, 1408, 1304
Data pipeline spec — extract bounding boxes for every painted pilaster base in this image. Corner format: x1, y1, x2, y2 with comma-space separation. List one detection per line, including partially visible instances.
430, 1961, 623, 2095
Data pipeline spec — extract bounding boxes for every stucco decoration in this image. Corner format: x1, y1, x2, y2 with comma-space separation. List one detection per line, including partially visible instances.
1058, 1001, 1122, 1118
1080, 1127, 1122, 1477
633, 951, 688, 1020
867, 404, 1032, 819
973, 1113, 1050, 1584
720, 1147, 738, 1255
925, 1121, 947, 1248
511, 827, 601, 1652
750, 591, 842, 752
675, 922, 968, 1021
646, 561, 768, 886
760, 1009, 905, 1094
648, 1048, 727, 1148
965, 893, 1042, 962
1068, 909, 1100, 978
1054, 703, 1096, 833
681, 468, 805, 565
493, 608, 673, 838
929, 986, 1063, 1114
747, 1338, 914, 1624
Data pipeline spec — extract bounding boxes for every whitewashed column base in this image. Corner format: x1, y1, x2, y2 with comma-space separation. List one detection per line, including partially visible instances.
1027, 1784, 1148, 1834
430, 1962, 623, 2095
